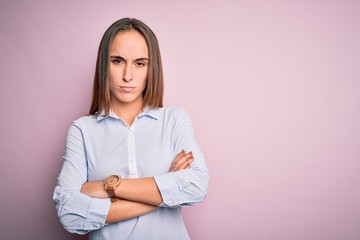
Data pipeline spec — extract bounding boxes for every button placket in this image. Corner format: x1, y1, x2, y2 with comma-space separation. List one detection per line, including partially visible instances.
127, 127, 138, 178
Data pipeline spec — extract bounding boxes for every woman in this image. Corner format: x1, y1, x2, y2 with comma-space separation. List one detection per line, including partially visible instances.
53, 18, 209, 240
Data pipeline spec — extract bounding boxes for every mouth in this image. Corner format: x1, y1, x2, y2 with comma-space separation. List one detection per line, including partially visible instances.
120, 86, 135, 93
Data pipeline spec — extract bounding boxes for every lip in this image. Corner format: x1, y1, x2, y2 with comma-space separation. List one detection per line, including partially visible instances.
120, 86, 135, 93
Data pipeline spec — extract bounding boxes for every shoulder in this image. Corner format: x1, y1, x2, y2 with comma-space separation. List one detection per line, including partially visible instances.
151, 106, 190, 120
153, 107, 193, 130
71, 115, 98, 129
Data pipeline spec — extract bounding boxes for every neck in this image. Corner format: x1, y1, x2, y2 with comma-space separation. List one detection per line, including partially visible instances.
111, 98, 143, 126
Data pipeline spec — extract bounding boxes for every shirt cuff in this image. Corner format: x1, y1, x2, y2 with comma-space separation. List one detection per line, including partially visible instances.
60, 193, 112, 234
87, 197, 112, 227
154, 173, 184, 207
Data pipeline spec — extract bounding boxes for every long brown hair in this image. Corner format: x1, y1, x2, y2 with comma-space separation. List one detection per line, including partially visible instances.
89, 18, 164, 116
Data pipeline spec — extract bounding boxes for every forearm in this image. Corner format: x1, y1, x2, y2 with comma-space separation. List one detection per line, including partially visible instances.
82, 152, 194, 207
113, 151, 193, 206
106, 199, 157, 223
115, 177, 162, 206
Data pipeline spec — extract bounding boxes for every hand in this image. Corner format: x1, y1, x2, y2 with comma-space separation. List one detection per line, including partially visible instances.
168, 150, 193, 172
81, 181, 109, 199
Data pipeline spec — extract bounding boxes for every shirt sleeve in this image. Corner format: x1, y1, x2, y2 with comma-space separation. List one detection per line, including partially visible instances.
53, 122, 111, 234
154, 108, 209, 207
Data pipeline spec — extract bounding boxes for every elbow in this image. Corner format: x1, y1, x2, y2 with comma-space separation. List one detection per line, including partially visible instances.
53, 187, 111, 233
53, 190, 94, 235
54, 198, 90, 235
58, 214, 90, 235
195, 172, 209, 203
184, 170, 209, 206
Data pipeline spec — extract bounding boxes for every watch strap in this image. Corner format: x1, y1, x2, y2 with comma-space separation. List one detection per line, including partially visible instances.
106, 188, 117, 198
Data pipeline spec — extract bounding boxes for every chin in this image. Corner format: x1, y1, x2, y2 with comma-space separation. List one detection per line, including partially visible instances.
120, 97, 140, 104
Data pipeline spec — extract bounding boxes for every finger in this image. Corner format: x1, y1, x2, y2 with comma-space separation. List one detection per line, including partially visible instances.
80, 182, 88, 193
172, 150, 186, 165
173, 153, 191, 169
169, 150, 186, 172
173, 152, 193, 171
175, 157, 193, 171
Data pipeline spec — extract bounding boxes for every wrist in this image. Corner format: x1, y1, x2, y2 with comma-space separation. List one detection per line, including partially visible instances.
104, 175, 122, 199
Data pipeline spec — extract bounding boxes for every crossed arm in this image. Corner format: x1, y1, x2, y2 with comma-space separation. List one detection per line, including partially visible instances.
81, 151, 193, 223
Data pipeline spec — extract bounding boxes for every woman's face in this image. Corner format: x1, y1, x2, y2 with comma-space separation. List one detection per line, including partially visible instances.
109, 30, 149, 109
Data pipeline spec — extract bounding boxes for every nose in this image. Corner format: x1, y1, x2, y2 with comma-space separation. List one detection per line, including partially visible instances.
123, 64, 133, 82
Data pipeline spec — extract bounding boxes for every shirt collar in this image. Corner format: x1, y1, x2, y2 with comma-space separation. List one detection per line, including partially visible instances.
96, 105, 160, 122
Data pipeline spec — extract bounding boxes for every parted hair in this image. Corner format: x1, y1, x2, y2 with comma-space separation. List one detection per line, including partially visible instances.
89, 18, 164, 116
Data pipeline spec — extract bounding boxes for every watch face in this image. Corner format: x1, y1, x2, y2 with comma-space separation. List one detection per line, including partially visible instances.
106, 175, 120, 185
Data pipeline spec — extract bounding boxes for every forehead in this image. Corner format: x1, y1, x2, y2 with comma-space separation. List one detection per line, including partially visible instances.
110, 30, 148, 57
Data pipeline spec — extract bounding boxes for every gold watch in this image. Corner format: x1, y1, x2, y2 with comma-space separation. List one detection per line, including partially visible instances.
104, 175, 122, 201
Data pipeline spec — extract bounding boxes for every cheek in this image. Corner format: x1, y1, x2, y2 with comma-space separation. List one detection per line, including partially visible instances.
140, 70, 148, 87
140, 76, 148, 91
109, 77, 118, 93
109, 66, 123, 82
132, 69, 147, 90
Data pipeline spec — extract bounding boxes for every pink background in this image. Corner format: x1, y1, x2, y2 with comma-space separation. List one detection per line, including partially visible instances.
1, 1, 360, 239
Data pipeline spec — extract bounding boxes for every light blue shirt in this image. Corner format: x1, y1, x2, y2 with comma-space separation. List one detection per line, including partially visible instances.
53, 107, 209, 240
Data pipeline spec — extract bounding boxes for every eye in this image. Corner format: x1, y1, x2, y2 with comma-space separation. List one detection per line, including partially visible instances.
111, 59, 122, 64
135, 61, 147, 67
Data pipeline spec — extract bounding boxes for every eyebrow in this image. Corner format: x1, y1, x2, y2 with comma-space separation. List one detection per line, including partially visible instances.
110, 55, 149, 62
